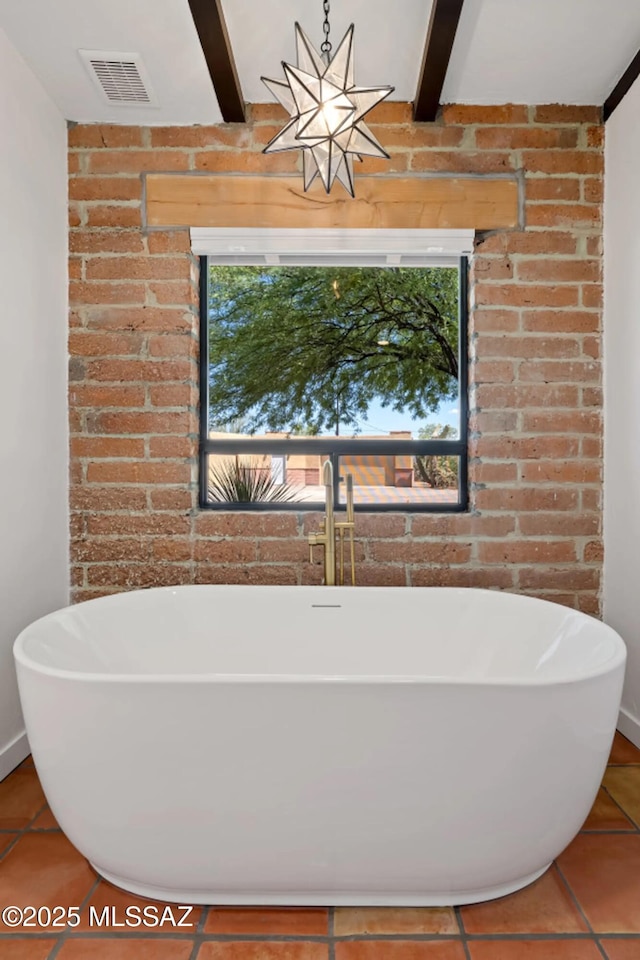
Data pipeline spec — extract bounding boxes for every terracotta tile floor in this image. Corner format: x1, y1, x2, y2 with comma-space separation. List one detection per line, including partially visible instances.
0, 733, 639, 959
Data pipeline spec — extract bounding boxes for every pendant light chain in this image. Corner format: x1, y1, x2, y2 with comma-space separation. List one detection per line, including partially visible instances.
321, 0, 332, 57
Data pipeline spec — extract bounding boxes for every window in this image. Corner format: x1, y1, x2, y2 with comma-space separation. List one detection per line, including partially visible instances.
198, 233, 469, 513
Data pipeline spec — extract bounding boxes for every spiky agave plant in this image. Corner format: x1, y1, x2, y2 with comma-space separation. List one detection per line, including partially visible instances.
208, 456, 299, 503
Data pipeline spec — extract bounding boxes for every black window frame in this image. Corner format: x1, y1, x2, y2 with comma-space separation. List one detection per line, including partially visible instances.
198, 255, 469, 513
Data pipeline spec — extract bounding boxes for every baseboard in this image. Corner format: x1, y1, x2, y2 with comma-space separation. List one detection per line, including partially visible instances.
0, 730, 30, 781
618, 706, 640, 749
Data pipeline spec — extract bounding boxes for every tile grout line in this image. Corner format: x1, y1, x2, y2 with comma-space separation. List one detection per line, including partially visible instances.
46, 938, 66, 960
0, 931, 636, 943
452, 933, 640, 942
196, 906, 209, 934
577, 823, 640, 837
45, 874, 102, 960
186, 902, 211, 960
328, 906, 335, 960
0, 827, 62, 833
0, 800, 51, 864
600, 783, 640, 832
554, 859, 609, 960
455, 905, 473, 960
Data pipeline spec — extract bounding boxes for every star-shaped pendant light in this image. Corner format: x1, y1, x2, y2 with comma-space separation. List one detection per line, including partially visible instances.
261, 3, 394, 197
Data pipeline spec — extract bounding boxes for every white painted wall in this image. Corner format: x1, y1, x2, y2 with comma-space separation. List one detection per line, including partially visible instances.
603, 74, 640, 748
0, 25, 69, 778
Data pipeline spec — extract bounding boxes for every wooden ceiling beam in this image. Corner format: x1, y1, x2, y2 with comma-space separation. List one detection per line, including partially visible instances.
413, 0, 465, 123
413, 0, 464, 122
604, 49, 640, 121
188, 0, 246, 123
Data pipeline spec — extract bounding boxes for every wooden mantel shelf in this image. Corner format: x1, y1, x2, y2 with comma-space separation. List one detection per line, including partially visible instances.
145, 174, 519, 231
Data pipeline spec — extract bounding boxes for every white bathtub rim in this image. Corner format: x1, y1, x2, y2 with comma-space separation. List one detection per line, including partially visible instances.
13, 584, 627, 688
14, 666, 627, 687
90, 861, 553, 907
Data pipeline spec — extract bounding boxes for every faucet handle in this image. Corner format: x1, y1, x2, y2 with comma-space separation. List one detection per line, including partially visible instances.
308, 531, 321, 563
345, 473, 354, 523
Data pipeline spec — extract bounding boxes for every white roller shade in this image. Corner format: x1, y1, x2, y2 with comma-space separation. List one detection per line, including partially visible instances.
189, 227, 474, 266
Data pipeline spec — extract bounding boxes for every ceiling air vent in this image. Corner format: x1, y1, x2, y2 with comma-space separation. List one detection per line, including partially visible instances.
78, 50, 158, 107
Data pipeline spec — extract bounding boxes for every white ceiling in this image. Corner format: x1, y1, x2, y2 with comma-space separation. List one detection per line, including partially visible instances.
224, 0, 430, 103
0, 0, 638, 124
443, 0, 640, 105
0, 0, 222, 124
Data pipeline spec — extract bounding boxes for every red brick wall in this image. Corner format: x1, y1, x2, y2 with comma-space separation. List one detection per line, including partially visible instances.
68, 103, 604, 613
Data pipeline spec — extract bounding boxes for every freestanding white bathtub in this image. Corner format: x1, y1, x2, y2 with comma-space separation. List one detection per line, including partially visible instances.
14, 585, 625, 906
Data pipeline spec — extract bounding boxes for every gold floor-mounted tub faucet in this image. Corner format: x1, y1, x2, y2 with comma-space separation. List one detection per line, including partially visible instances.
308, 461, 356, 586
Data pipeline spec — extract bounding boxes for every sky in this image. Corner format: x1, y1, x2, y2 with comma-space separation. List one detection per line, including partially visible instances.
342, 397, 460, 438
